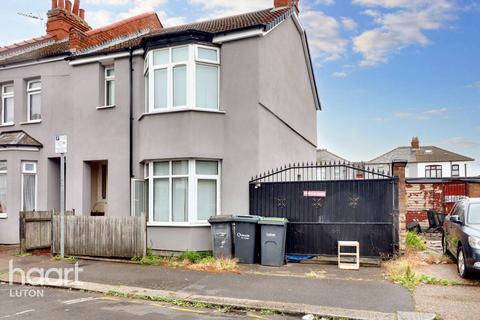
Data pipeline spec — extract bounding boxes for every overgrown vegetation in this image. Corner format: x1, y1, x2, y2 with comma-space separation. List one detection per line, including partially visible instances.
132, 249, 238, 273
384, 251, 460, 292
406, 231, 426, 251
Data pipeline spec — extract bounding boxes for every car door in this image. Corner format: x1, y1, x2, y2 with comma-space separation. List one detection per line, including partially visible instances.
450, 202, 466, 258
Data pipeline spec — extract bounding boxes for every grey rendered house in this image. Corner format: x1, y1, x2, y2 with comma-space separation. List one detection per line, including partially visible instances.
0, 0, 319, 251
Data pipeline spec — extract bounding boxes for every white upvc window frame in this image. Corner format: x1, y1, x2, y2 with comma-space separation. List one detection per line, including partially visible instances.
0, 161, 7, 218
26, 80, 41, 123
131, 178, 146, 217
1, 84, 14, 126
145, 159, 221, 227
145, 44, 220, 113
104, 67, 115, 107
21, 161, 37, 212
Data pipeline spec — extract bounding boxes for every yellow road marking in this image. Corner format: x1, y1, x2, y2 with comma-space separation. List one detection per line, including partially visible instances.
169, 307, 207, 314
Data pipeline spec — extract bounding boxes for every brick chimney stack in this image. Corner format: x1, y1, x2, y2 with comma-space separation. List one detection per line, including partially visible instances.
411, 137, 420, 149
47, 0, 91, 39
274, 0, 299, 15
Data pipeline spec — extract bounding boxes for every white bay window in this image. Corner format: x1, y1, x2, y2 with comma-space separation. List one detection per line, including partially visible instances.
145, 160, 220, 225
145, 44, 220, 112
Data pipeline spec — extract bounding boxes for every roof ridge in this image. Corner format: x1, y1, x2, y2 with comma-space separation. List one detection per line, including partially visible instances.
86, 11, 159, 36
77, 28, 151, 55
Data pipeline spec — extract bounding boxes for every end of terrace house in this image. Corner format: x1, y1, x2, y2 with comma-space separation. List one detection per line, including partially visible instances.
0, 0, 320, 252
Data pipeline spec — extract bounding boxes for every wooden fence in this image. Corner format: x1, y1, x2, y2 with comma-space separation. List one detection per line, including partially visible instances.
19, 211, 73, 253
52, 215, 146, 258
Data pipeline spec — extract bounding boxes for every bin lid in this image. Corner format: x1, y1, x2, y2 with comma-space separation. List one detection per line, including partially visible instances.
258, 217, 288, 225
232, 215, 261, 223
208, 215, 235, 223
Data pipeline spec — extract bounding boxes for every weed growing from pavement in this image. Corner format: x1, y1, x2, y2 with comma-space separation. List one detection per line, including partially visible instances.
406, 231, 426, 251
14, 253, 32, 257
132, 249, 238, 273
52, 255, 78, 264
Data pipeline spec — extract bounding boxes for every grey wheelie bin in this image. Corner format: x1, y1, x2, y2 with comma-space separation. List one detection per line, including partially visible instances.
232, 215, 260, 264
259, 217, 288, 266
208, 215, 234, 259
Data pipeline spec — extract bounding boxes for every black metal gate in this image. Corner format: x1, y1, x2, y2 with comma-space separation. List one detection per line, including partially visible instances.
249, 162, 399, 257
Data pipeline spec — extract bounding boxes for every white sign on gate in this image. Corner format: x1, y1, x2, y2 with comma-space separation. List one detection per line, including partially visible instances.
55, 135, 67, 154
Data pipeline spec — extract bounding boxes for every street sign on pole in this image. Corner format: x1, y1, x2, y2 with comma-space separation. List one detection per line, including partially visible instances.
55, 135, 67, 257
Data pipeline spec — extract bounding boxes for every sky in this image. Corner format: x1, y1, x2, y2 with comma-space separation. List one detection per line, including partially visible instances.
1, 0, 479, 174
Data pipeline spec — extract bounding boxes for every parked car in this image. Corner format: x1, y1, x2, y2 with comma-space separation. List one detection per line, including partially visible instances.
443, 197, 480, 278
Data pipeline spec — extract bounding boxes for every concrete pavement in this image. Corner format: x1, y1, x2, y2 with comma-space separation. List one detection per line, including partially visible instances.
0, 283, 293, 319
0, 252, 414, 319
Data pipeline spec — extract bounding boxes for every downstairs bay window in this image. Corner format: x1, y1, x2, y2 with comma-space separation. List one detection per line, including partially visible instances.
145, 44, 220, 113
145, 160, 220, 225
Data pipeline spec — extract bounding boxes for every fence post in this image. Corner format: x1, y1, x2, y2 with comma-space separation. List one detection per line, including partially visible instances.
19, 212, 26, 254
392, 160, 408, 253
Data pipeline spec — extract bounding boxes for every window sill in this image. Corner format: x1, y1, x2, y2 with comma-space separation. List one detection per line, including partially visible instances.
20, 120, 42, 125
139, 108, 225, 120
0, 214, 7, 219
0, 123, 14, 127
147, 222, 210, 228
97, 105, 116, 110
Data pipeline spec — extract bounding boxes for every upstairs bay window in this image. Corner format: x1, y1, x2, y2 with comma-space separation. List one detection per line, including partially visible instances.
145, 44, 220, 112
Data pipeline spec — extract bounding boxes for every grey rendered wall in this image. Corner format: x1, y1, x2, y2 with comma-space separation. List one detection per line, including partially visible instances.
147, 227, 211, 252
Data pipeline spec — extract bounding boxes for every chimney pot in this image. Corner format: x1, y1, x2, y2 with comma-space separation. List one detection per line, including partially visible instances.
73, 0, 80, 15
79, 8, 85, 20
274, 0, 299, 14
52, 0, 58, 9
66, 0, 72, 11
411, 137, 420, 149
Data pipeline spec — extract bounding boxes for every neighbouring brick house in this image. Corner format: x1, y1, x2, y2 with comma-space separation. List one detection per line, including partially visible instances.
0, 0, 320, 251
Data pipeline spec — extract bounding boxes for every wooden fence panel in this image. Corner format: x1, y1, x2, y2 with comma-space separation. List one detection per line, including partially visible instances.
52, 215, 146, 258
19, 211, 73, 253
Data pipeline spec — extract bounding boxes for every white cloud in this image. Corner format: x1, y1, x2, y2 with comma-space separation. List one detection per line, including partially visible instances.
89, 0, 185, 28
352, 0, 456, 66
393, 107, 448, 120
467, 81, 480, 89
423, 107, 448, 115
85, 0, 130, 5
315, 0, 335, 5
341, 17, 358, 31
301, 11, 348, 61
332, 71, 348, 78
443, 137, 480, 149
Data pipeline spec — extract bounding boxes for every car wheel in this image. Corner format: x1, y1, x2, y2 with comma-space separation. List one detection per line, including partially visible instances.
457, 247, 470, 279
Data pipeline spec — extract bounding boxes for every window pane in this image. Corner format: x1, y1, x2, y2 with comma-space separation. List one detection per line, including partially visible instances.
153, 178, 169, 222
153, 50, 169, 65
154, 69, 168, 109
469, 204, 480, 224
145, 73, 149, 111
198, 47, 218, 62
29, 81, 41, 90
106, 80, 115, 105
106, 68, 115, 77
154, 162, 169, 176
30, 93, 41, 120
0, 173, 6, 214
196, 161, 218, 175
173, 65, 187, 107
197, 180, 216, 220
196, 64, 218, 109
22, 174, 36, 211
172, 161, 188, 175
24, 163, 35, 173
133, 180, 145, 217
0, 161, 6, 172
3, 85, 13, 94
172, 46, 189, 63
4, 97, 14, 123
172, 178, 188, 222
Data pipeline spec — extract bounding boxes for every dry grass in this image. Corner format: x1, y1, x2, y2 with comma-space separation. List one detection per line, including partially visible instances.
422, 252, 454, 265
186, 257, 239, 273
384, 250, 425, 278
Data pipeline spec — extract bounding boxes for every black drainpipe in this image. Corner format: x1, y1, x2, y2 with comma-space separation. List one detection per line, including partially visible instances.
129, 48, 134, 179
